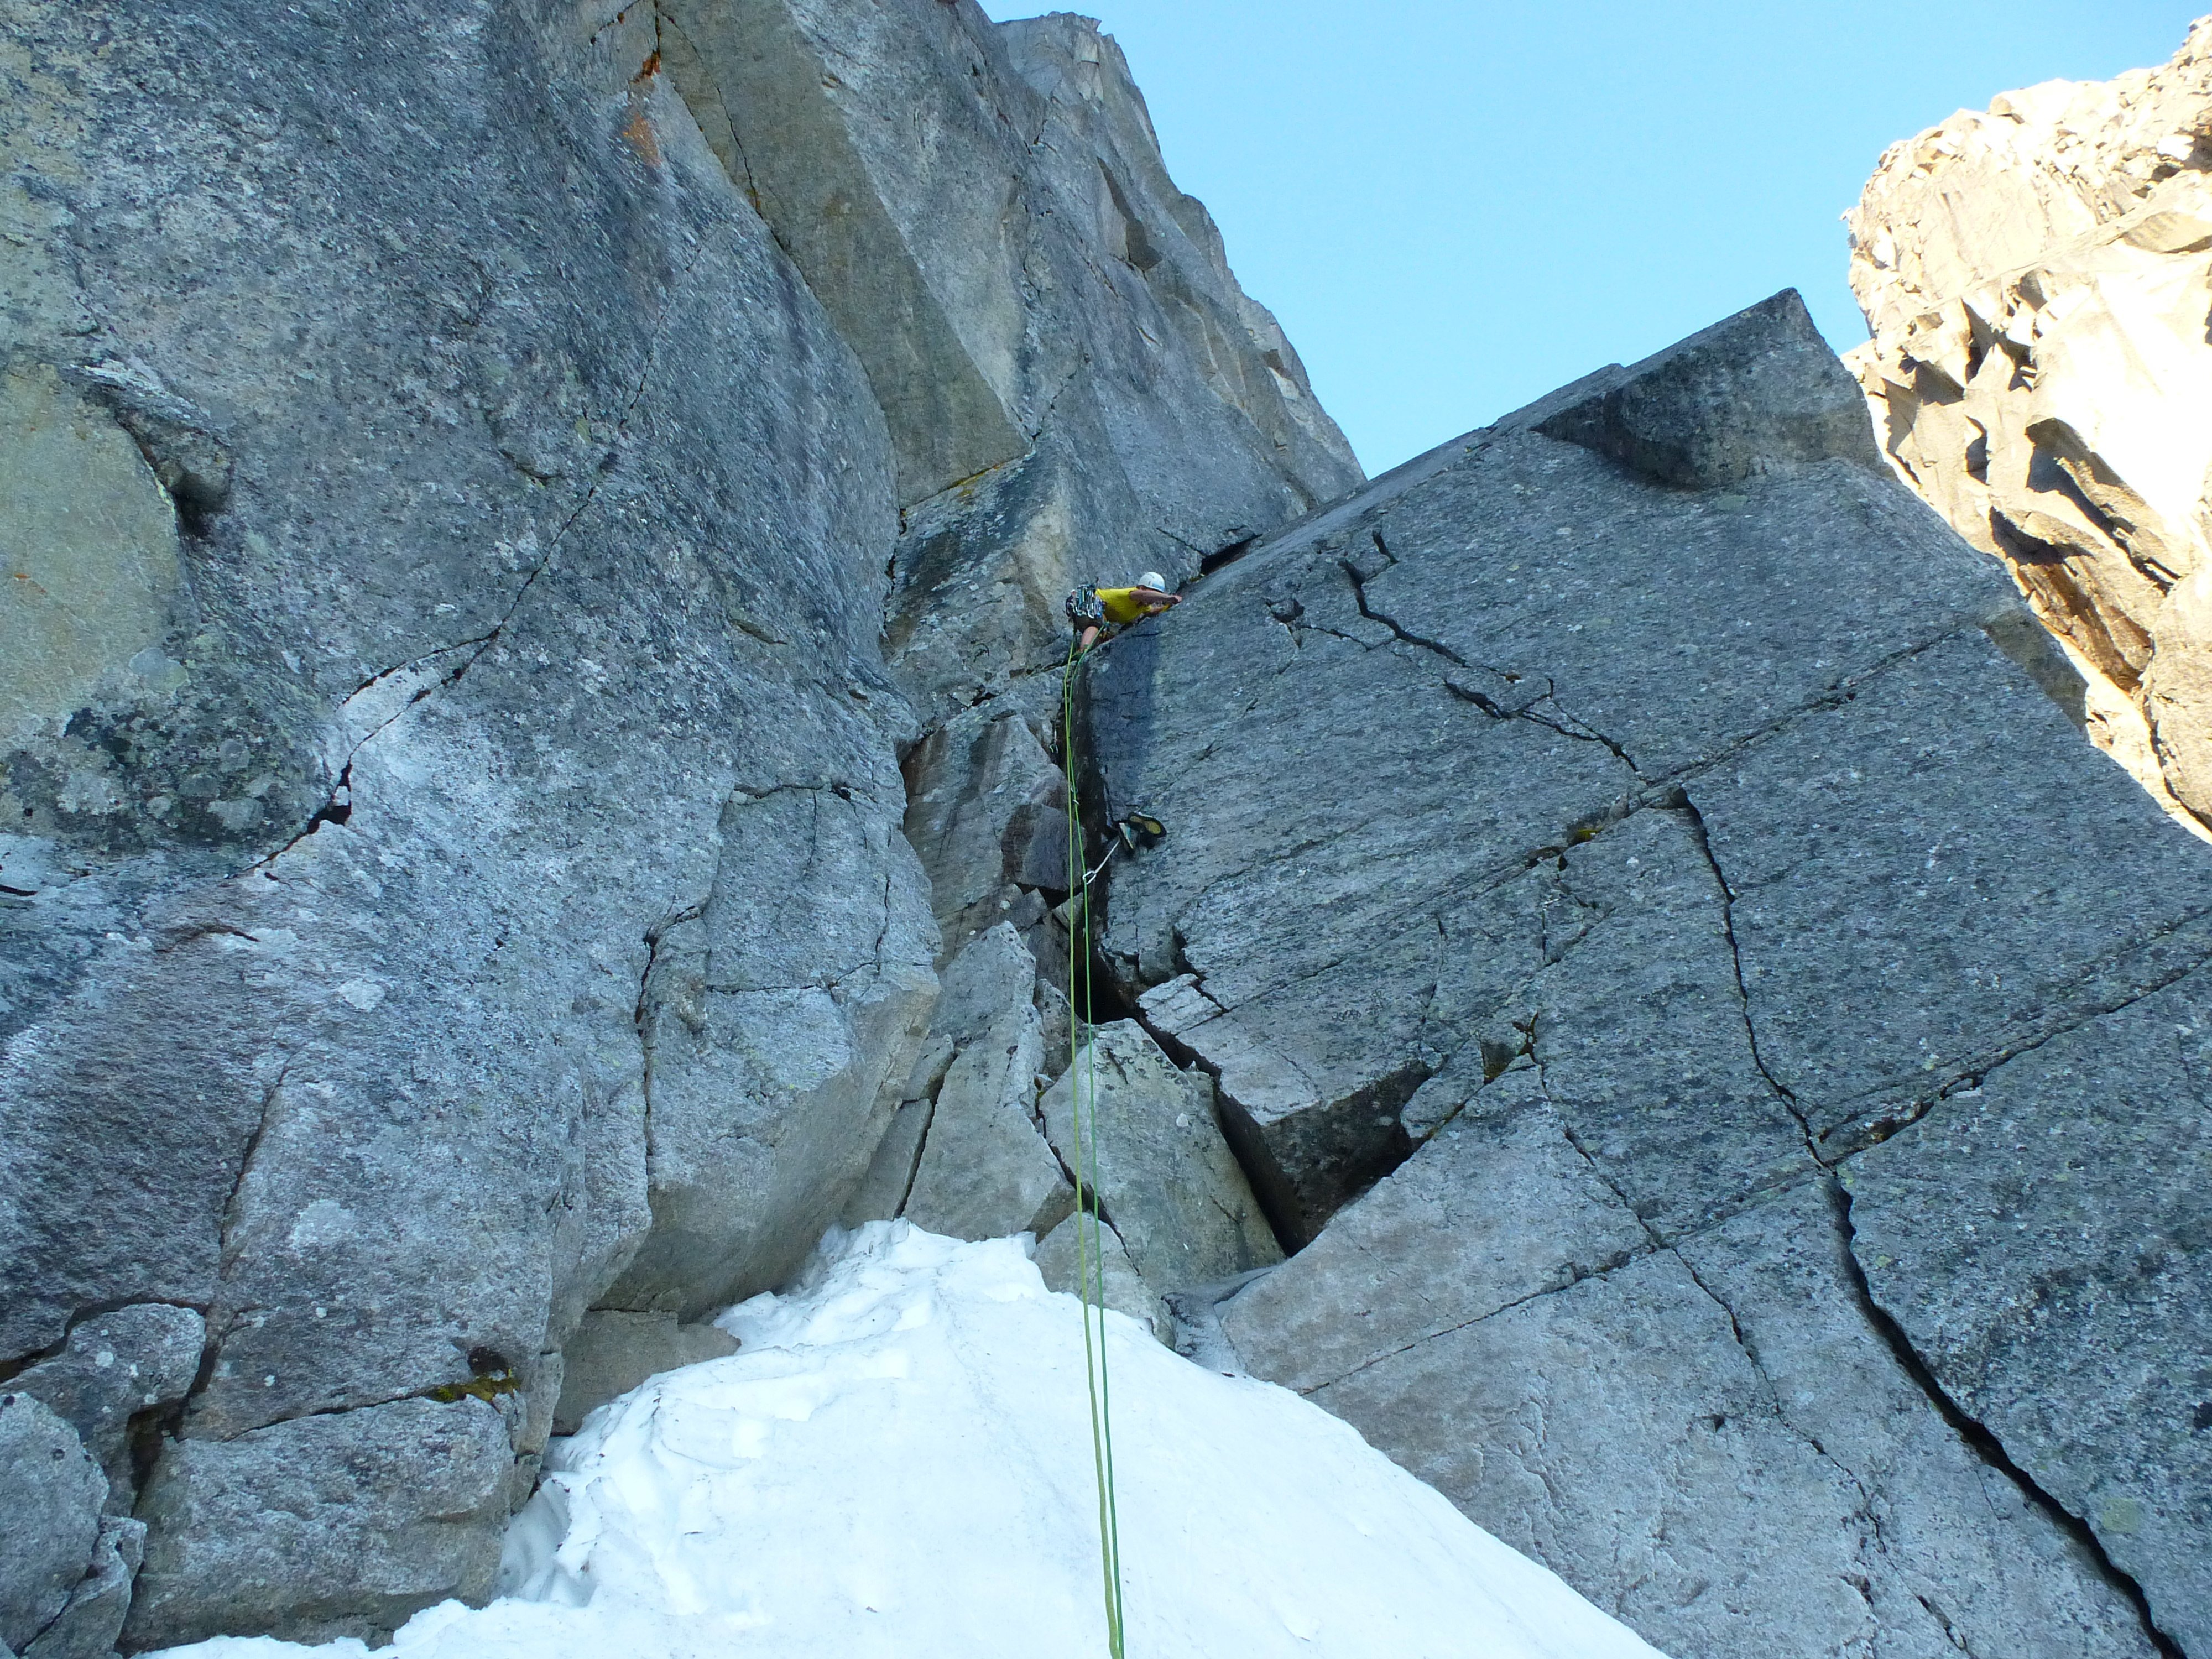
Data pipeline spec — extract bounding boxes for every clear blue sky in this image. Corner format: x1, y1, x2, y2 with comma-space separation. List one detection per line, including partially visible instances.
978, 2, 2203, 474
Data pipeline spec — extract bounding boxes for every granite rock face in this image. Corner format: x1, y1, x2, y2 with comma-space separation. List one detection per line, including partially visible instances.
651, 0, 1360, 722
0, 0, 1350, 1646
24, 1513, 144, 1659
1845, 18, 2212, 831
9, 1305, 204, 1510
1033, 1212, 1170, 1343
19, 1, 2198, 1654
1089, 293, 2210, 1658
1535, 290, 1882, 490
0, 1394, 108, 1656
874, 922, 1067, 1243
1848, 982, 2212, 1651
844, 931, 1267, 1339
550, 1311, 737, 1437
902, 704, 1068, 954
1, 6, 927, 1640
128, 1397, 514, 1647
901, 985, 1069, 1242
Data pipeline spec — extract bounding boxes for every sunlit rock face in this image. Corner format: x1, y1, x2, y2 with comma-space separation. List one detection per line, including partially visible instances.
1844, 18, 2212, 831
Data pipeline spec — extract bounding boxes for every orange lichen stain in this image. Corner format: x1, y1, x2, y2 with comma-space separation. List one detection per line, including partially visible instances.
622, 103, 662, 167
633, 49, 661, 84
428, 1370, 523, 1405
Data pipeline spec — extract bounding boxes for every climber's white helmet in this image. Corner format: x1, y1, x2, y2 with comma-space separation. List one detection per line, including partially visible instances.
1136, 571, 1168, 592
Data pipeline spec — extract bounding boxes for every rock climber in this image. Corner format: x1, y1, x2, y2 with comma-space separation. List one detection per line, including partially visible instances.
1065, 571, 1181, 655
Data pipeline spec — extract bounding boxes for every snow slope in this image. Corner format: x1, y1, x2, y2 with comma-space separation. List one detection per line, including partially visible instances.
151, 1223, 1668, 1659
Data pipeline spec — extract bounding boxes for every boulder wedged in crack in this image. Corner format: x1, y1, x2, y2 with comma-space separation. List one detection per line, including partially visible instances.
884, 921, 1072, 1245
1037, 1019, 1282, 1292
1089, 290, 2212, 1658
1033, 1211, 1171, 1343
901, 987, 1069, 1244
842, 934, 1280, 1340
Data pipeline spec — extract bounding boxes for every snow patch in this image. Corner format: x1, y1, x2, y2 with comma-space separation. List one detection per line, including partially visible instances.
149, 1223, 1667, 1658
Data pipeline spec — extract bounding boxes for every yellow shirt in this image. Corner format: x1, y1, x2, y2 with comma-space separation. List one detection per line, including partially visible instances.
1097, 586, 1167, 626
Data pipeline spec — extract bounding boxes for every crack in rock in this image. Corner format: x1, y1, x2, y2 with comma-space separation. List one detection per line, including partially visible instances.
1828, 1178, 2185, 1658
1291, 1237, 1658, 1400
635, 895, 711, 1163
1667, 792, 1822, 1166
254, 246, 701, 870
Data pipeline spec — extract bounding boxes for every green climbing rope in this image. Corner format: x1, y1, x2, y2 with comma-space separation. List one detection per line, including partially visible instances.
1062, 638, 1128, 1658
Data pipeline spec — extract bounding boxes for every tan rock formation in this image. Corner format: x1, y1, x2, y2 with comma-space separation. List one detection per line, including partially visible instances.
1844, 17, 2212, 831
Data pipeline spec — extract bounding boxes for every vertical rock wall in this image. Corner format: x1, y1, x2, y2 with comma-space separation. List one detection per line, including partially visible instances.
2, 1, 930, 1645
791, 2, 1344, 1368
0, 0, 1352, 1647
25, 4, 2200, 1656
1845, 18, 2212, 833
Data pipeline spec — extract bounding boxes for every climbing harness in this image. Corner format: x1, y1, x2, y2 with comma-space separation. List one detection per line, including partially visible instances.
1062, 634, 1127, 1659
1066, 583, 1108, 634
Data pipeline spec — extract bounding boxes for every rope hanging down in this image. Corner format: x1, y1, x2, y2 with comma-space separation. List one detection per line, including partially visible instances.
1062, 638, 1127, 1658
